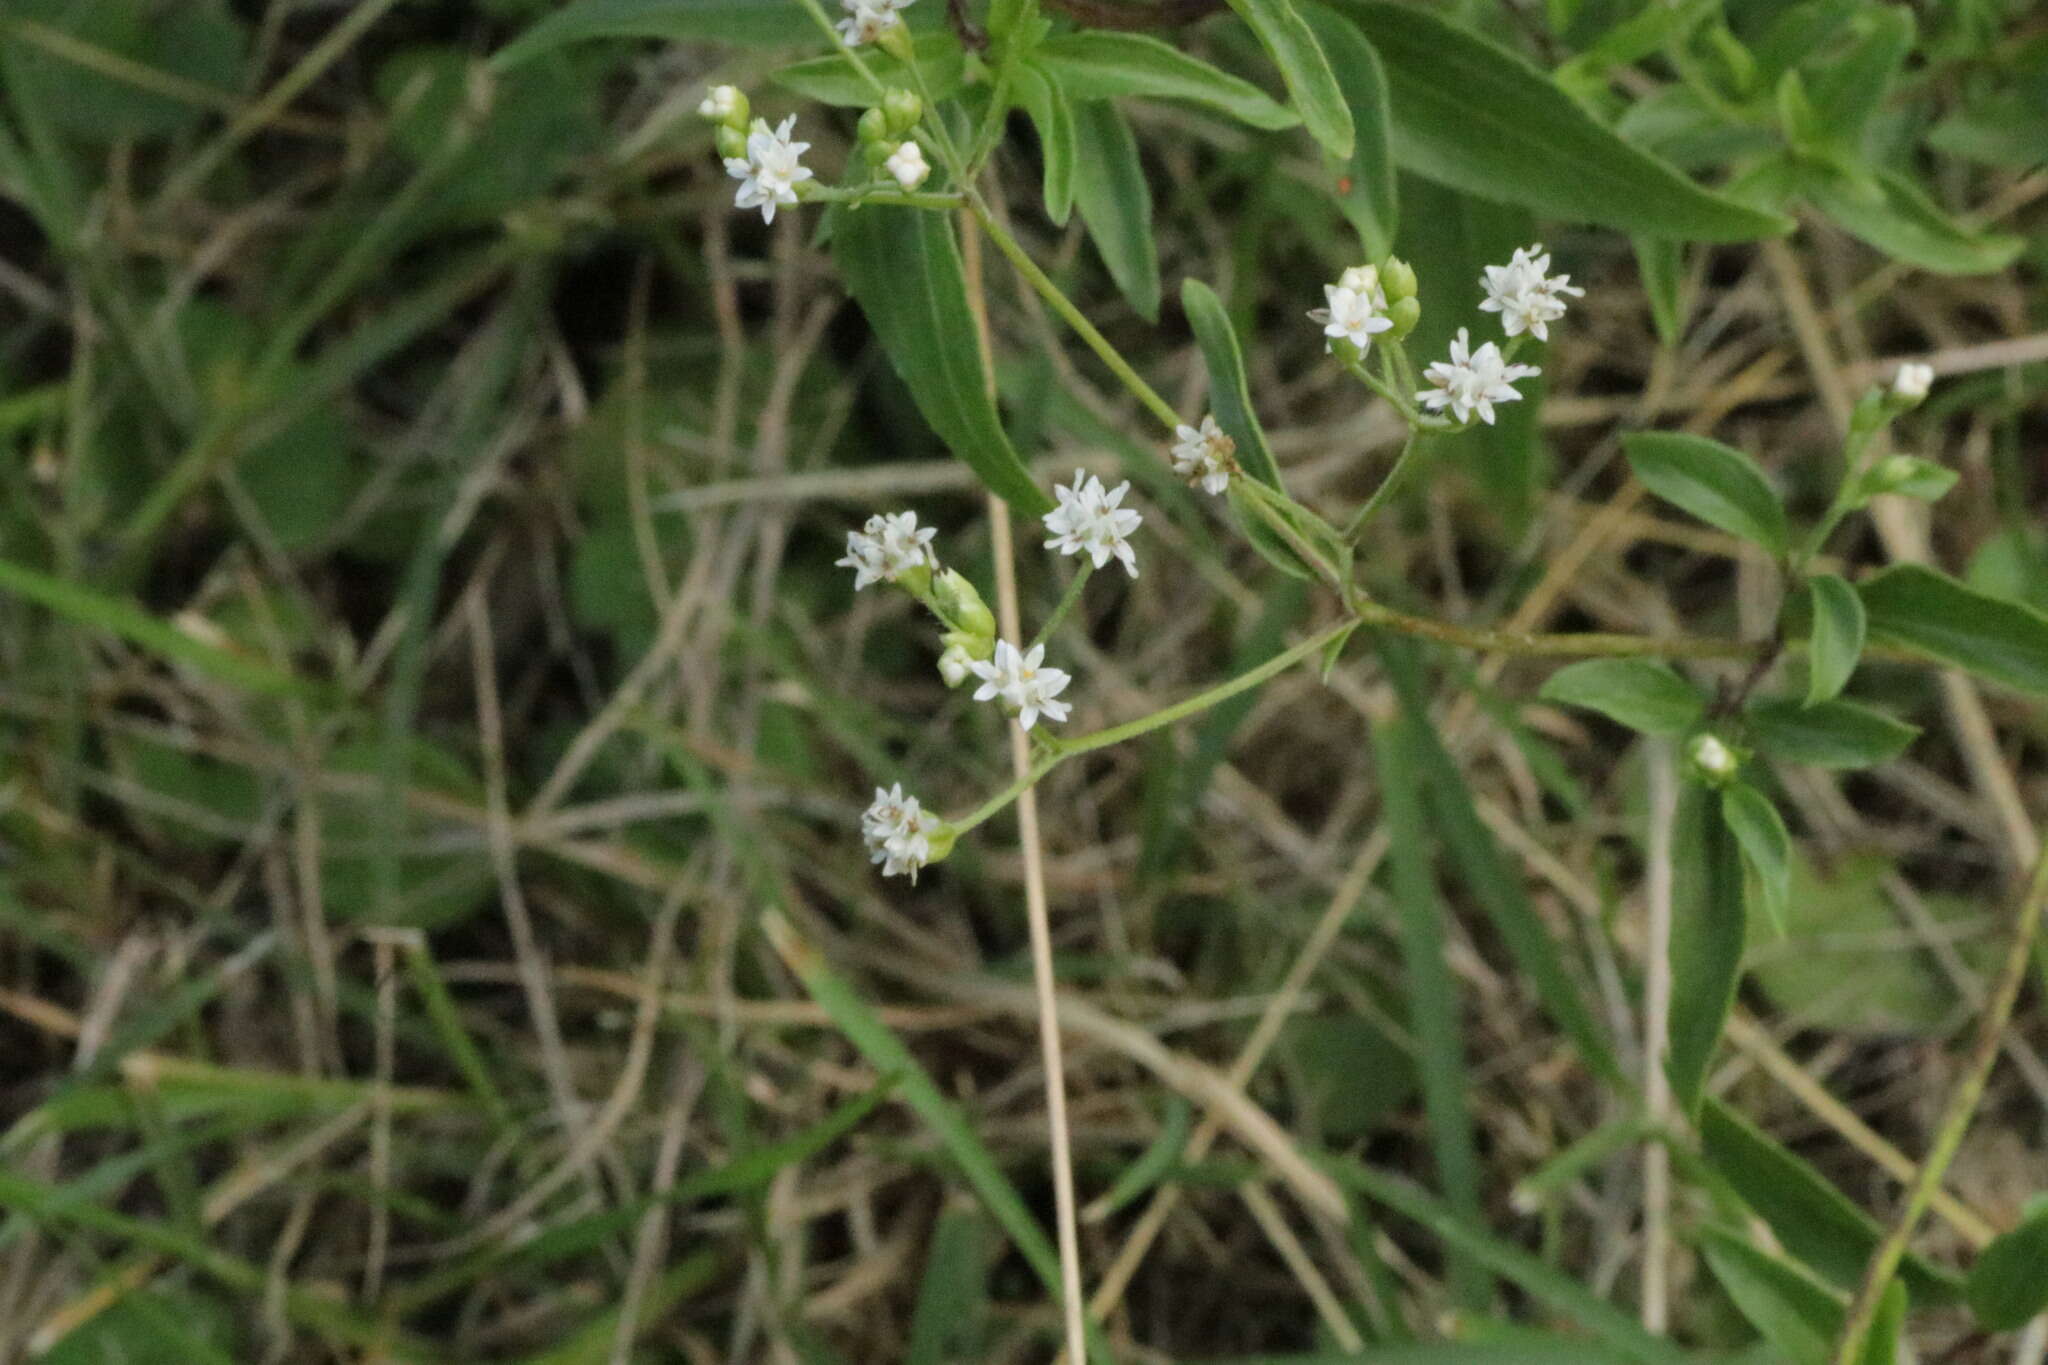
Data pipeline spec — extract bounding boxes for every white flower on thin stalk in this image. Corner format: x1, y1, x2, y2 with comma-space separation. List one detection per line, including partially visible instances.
836, 0, 910, 44
1892, 361, 1933, 403
1308, 268, 1394, 354
968, 639, 1072, 731
862, 783, 937, 879
836, 510, 935, 590
1042, 472, 1142, 578
1416, 327, 1540, 426
1170, 416, 1235, 496
1477, 243, 1583, 342
884, 140, 929, 191
723, 115, 812, 224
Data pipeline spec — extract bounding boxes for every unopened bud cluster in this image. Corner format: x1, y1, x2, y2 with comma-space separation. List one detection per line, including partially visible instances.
858, 88, 928, 190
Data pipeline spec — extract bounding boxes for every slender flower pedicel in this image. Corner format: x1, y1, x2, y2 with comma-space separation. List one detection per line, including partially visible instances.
1308, 266, 1394, 354
1170, 416, 1236, 495
969, 640, 1072, 731
1042, 473, 1143, 577
723, 116, 812, 224
836, 511, 936, 590
862, 783, 939, 879
1478, 244, 1584, 342
884, 140, 930, 191
1416, 327, 1541, 426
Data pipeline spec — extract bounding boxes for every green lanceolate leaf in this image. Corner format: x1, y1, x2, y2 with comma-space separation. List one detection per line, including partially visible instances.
834, 206, 1051, 516
1070, 100, 1159, 321
774, 34, 966, 106
1226, 0, 1354, 158
1720, 783, 1791, 936
1668, 784, 1744, 1118
1700, 1098, 1966, 1305
1747, 697, 1918, 770
1540, 658, 1706, 736
1181, 279, 1280, 490
492, 0, 804, 66
1800, 165, 2024, 276
1859, 563, 2048, 696
1302, 5, 1398, 258
1804, 573, 1865, 706
1324, 1, 1792, 241
1634, 234, 1687, 347
1966, 1201, 2048, 1330
1697, 1227, 1841, 1364
1808, 5, 1913, 145
1013, 61, 1076, 225
1034, 32, 1297, 129
1624, 430, 1789, 554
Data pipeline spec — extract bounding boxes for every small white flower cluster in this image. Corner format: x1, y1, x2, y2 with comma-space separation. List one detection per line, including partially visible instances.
722, 115, 812, 225
837, 0, 913, 45
1477, 245, 1583, 342
1170, 416, 1236, 495
1309, 265, 1395, 355
884, 140, 929, 191
836, 510, 936, 589
1043, 472, 1143, 577
968, 640, 1072, 730
862, 783, 940, 879
1416, 328, 1541, 427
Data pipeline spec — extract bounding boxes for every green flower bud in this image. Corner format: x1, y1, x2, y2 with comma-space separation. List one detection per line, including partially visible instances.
875, 20, 914, 63
863, 137, 894, 166
1380, 257, 1418, 302
714, 125, 749, 161
697, 84, 748, 130
931, 569, 996, 642
883, 87, 922, 135
1328, 336, 1363, 367
1386, 296, 1421, 340
857, 107, 889, 146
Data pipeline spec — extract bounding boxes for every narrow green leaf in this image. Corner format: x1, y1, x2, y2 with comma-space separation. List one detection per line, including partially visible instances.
1721, 783, 1791, 937
1227, 0, 1354, 157
1864, 454, 1959, 503
834, 206, 1052, 516
1091, 1097, 1192, 1217
764, 913, 1116, 1364
1181, 278, 1280, 490
774, 34, 966, 106
1668, 785, 1744, 1118
1966, 1203, 2048, 1330
1700, 1098, 1966, 1305
1859, 563, 2048, 696
1633, 235, 1686, 347
1034, 32, 1298, 129
1381, 638, 1623, 1088
1070, 100, 1159, 320
1014, 61, 1076, 224
1804, 573, 1866, 706
1624, 430, 1789, 553
1372, 717, 1491, 1310
1540, 659, 1706, 736
1302, 6, 1398, 258
1808, 6, 1914, 146
0, 558, 316, 699
1326, 1, 1793, 241
1698, 1227, 1839, 1363
1747, 697, 1918, 770
906, 1208, 988, 1365
491, 0, 802, 66
1801, 166, 2024, 276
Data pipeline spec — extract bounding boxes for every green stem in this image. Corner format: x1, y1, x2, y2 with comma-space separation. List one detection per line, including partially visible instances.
1346, 355, 1424, 425
1795, 420, 1884, 572
1029, 562, 1094, 651
1831, 841, 2048, 1365
966, 192, 1182, 433
1347, 429, 1422, 541
804, 185, 964, 210
950, 623, 1350, 835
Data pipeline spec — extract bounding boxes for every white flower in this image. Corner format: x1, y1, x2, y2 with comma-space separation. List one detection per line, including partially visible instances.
968, 639, 1072, 731
1042, 472, 1142, 577
884, 140, 929, 191
862, 783, 937, 879
1170, 416, 1235, 495
1688, 733, 1739, 783
1477, 243, 1583, 342
835, 0, 907, 44
698, 85, 743, 123
1308, 273, 1394, 354
835, 510, 935, 590
1415, 327, 1540, 426
723, 115, 812, 224
1892, 361, 1933, 403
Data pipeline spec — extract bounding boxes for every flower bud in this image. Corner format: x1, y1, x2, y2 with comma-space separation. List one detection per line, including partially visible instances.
714, 124, 749, 161
864, 137, 894, 166
1380, 257, 1418, 302
931, 569, 996, 642
1336, 264, 1381, 297
1889, 361, 1933, 408
697, 84, 748, 130
1859, 453, 1957, 503
1386, 296, 1421, 340
882, 87, 922, 135
857, 107, 889, 146
876, 19, 914, 63
1328, 335, 1363, 366
884, 140, 930, 191
1685, 732, 1742, 788
937, 643, 975, 688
